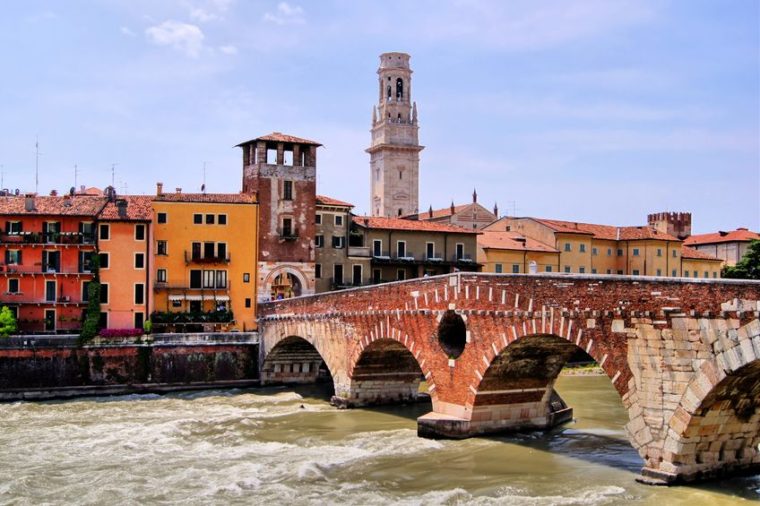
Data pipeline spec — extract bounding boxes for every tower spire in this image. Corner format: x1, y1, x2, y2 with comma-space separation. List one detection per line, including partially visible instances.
472, 188, 477, 203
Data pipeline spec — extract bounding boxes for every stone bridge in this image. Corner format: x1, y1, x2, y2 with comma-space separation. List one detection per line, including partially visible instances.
257, 273, 760, 484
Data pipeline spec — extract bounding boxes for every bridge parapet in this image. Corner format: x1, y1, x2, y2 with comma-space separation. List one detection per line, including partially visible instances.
258, 273, 760, 484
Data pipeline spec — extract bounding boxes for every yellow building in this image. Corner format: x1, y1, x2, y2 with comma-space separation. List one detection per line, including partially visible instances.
477, 230, 559, 273
485, 217, 722, 278
151, 184, 259, 331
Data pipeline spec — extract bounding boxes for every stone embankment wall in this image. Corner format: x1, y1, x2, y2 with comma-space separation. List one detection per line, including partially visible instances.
0, 333, 259, 399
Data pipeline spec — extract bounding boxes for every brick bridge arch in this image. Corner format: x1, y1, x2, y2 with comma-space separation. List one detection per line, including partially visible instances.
259, 273, 760, 484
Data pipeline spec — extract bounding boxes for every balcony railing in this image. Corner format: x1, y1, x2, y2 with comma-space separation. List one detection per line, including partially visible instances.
0, 232, 96, 245
348, 246, 371, 257
184, 251, 231, 264
154, 283, 230, 292
0, 264, 93, 275
277, 228, 299, 241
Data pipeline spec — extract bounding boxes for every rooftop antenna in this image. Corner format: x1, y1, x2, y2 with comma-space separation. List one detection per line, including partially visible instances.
1, 164, 4, 189
202, 161, 207, 193
35, 137, 41, 194
110, 163, 118, 188
74, 164, 79, 190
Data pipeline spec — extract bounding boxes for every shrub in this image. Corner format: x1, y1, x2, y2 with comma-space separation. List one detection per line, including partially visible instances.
0, 306, 17, 337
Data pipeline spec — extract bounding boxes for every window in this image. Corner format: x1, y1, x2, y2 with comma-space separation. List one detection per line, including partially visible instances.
157, 212, 167, 224
617, 249, 623, 256
579, 267, 586, 273
396, 241, 406, 258
607, 248, 612, 256
79, 251, 93, 273
693, 271, 698, 278
373, 269, 382, 283
6, 221, 22, 234
172, 300, 182, 308
397, 269, 406, 281
135, 224, 146, 240
243, 273, 250, 283
135, 253, 145, 269
8, 279, 19, 294
205, 214, 215, 225
315, 264, 322, 279
591, 247, 597, 256
657, 248, 662, 257
99, 223, 110, 240
43, 251, 61, 272
495, 263, 503, 273
203, 270, 215, 288
135, 284, 145, 305
5, 250, 21, 265
135, 312, 144, 329
632, 269, 640, 276
713, 272, 718, 278
44, 280, 56, 302
332, 235, 345, 249
98, 312, 108, 328
373, 240, 382, 257
579, 244, 586, 253
315, 235, 324, 248
672, 250, 678, 258
632, 248, 640, 256
426, 242, 435, 259
203, 242, 215, 260
334, 215, 344, 227
157, 269, 167, 283
333, 264, 344, 285
704, 271, 709, 278
100, 283, 109, 304
564, 266, 571, 273
218, 214, 227, 225
193, 214, 203, 224
456, 243, 464, 260
245, 298, 252, 308
282, 218, 293, 237
617, 270, 623, 275
512, 264, 520, 273
283, 180, 293, 200
43, 222, 60, 243
99, 252, 110, 269
315, 214, 322, 225
82, 281, 90, 302
545, 266, 553, 272
672, 269, 678, 277
564, 243, 571, 252
157, 241, 167, 255
591, 268, 597, 274
190, 270, 202, 289
656, 269, 662, 276
606, 269, 611, 274
216, 270, 227, 288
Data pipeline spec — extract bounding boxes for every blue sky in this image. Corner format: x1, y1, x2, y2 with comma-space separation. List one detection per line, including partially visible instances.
1, 0, 757, 233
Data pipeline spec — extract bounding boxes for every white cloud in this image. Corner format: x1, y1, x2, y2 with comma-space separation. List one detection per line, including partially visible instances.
145, 20, 205, 58
188, 0, 235, 22
120, 26, 136, 37
219, 45, 238, 55
263, 2, 305, 25
190, 8, 218, 22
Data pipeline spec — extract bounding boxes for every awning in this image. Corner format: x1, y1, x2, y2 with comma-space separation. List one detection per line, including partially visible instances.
185, 295, 203, 301
210, 295, 230, 301
168, 295, 184, 301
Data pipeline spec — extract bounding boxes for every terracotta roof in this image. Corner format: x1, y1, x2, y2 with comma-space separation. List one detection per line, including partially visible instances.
79, 187, 104, 196
98, 196, 153, 221
533, 218, 681, 241
684, 228, 760, 246
316, 195, 354, 208
0, 195, 107, 216
681, 247, 722, 261
353, 216, 480, 234
479, 230, 558, 253
154, 193, 256, 204
236, 132, 322, 147
408, 204, 469, 220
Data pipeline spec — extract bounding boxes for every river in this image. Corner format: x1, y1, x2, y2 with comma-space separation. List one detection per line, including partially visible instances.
0, 375, 758, 505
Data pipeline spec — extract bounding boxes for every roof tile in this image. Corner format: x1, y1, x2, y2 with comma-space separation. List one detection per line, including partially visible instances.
0, 195, 107, 216
684, 228, 760, 246
353, 216, 479, 234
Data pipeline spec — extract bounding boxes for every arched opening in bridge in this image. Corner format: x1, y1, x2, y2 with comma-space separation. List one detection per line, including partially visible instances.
437, 310, 466, 359
338, 338, 429, 410
261, 336, 333, 396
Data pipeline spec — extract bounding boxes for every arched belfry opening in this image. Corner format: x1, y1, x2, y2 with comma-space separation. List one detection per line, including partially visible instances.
396, 78, 404, 100
261, 336, 333, 389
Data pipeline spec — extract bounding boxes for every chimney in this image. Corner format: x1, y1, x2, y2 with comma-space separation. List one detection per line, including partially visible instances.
428, 205, 433, 219
117, 199, 128, 218
176, 187, 182, 194
63, 194, 72, 207
50, 189, 58, 197
156, 182, 164, 196
24, 194, 35, 212
493, 203, 498, 217
450, 200, 455, 215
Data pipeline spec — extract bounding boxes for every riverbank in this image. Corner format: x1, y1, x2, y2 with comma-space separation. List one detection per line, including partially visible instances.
560, 364, 605, 376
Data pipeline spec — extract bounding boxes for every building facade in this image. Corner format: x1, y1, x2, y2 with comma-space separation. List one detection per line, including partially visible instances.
151, 186, 259, 332
97, 195, 153, 330
477, 230, 560, 274
238, 132, 319, 301
684, 228, 760, 267
406, 190, 498, 230
0, 194, 105, 333
368, 52, 424, 218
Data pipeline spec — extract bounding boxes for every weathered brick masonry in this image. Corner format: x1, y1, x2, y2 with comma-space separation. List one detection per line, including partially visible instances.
258, 272, 760, 484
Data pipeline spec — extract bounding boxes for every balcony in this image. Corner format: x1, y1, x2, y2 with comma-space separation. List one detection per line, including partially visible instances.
277, 227, 299, 241
184, 251, 231, 264
0, 264, 93, 275
154, 283, 231, 293
0, 232, 96, 246
348, 246, 371, 258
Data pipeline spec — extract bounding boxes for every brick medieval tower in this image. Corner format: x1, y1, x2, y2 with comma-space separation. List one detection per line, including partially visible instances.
238, 132, 320, 301
368, 52, 424, 217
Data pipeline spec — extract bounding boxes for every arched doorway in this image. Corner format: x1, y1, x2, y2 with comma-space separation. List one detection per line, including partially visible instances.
270, 272, 303, 300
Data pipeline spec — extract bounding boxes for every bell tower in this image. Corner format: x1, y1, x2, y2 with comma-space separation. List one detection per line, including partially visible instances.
367, 52, 424, 217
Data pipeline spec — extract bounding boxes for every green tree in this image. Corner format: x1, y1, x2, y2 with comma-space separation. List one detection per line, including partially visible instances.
722, 240, 760, 280
79, 253, 102, 344
0, 306, 17, 337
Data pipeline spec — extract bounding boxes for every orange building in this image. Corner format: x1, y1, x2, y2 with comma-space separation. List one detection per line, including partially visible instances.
151, 184, 259, 332
0, 194, 106, 333
97, 196, 153, 329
